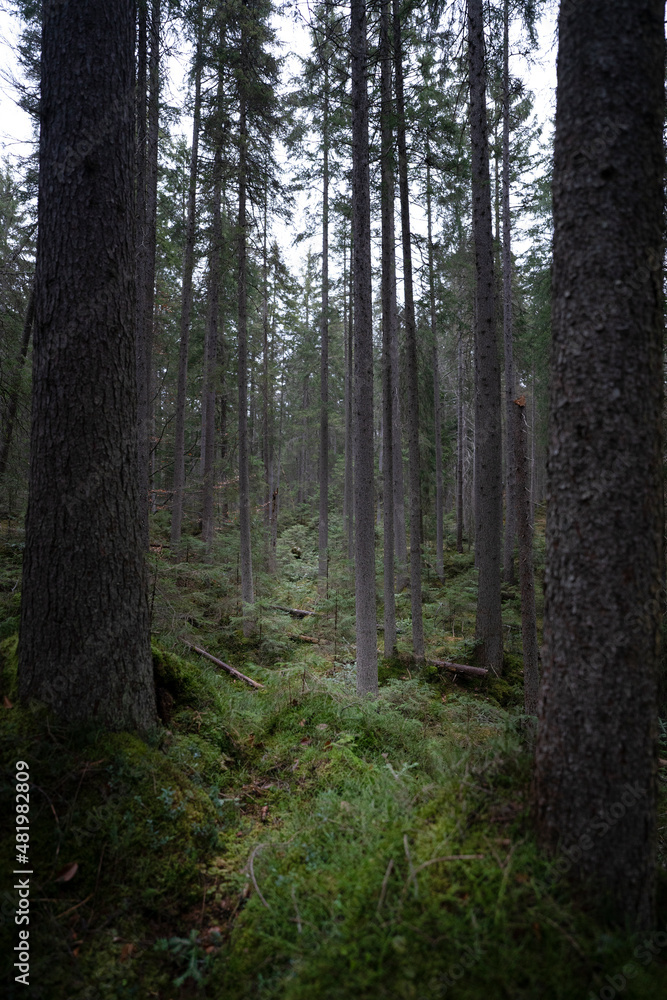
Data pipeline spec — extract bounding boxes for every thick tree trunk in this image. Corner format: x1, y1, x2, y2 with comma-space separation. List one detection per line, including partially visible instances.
512, 397, 538, 714
393, 0, 423, 660
170, 20, 202, 554
501, 0, 516, 586
238, 88, 255, 633
350, 0, 377, 696
467, 0, 503, 674
318, 72, 330, 595
426, 161, 443, 581
534, 0, 665, 930
380, 0, 396, 656
19, 0, 156, 729
0, 287, 34, 480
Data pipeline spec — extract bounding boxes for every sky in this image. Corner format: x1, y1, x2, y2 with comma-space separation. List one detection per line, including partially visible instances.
0, 1, 558, 277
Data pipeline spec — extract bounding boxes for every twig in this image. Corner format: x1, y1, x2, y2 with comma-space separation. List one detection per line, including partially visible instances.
543, 915, 587, 959
291, 886, 302, 933
245, 844, 270, 909
377, 858, 394, 912
179, 638, 264, 689
56, 894, 93, 920
408, 854, 485, 884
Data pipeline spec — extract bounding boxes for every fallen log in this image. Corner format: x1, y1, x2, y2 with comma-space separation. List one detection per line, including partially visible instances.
288, 634, 321, 645
269, 604, 318, 618
429, 659, 488, 678
179, 638, 264, 689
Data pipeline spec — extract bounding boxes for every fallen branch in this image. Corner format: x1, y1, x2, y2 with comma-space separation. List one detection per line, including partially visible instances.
288, 634, 321, 645
269, 605, 318, 618
429, 659, 488, 678
179, 639, 264, 689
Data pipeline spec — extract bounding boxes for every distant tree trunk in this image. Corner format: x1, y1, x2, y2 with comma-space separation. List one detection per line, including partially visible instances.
350, 0, 377, 695
0, 287, 34, 480
535, 0, 664, 930
467, 0, 503, 674
19, 0, 156, 729
456, 331, 464, 554
136, 0, 160, 549
426, 159, 443, 581
393, 0, 423, 661
170, 19, 202, 554
262, 178, 271, 567
501, 0, 516, 586
512, 397, 538, 713
390, 291, 408, 590
238, 85, 254, 632
318, 66, 330, 595
380, 0, 396, 655
201, 141, 222, 559
344, 228, 354, 563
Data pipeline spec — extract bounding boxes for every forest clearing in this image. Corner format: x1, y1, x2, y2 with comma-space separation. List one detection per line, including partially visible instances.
1, 0, 667, 996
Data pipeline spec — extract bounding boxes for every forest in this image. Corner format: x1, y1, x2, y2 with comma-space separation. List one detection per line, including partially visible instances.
0, 0, 666, 997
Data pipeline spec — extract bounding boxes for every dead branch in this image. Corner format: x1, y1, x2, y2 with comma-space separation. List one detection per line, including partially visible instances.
429, 659, 488, 678
269, 604, 318, 618
179, 638, 264, 689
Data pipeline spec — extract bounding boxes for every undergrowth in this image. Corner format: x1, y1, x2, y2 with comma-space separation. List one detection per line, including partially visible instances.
0, 513, 665, 999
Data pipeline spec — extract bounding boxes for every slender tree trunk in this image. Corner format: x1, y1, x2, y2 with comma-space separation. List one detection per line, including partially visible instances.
262, 177, 271, 567
468, 0, 503, 674
512, 397, 538, 713
201, 150, 222, 558
380, 0, 396, 656
535, 0, 664, 930
501, 0, 516, 585
350, 0, 377, 695
344, 228, 354, 563
0, 287, 34, 480
426, 160, 443, 581
238, 86, 254, 632
456, 331, 464, 553
170, 18, 202, 554
390, 290, 408, 590
318, 68, 330, 595
19, 0, 155, 728
393, 0, 423, 661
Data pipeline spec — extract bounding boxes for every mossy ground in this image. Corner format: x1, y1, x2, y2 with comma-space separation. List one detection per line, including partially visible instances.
1, 512, 666, 999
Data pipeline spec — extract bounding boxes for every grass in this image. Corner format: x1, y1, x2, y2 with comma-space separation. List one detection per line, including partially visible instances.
0, 511, 665, 999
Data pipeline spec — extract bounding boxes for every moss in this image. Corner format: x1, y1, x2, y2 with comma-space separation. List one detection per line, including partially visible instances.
0, 631, 17, 699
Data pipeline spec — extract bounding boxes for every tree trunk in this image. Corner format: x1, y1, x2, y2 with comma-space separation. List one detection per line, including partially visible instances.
456, 331, 464, 554
318, 66, 330, 595
512, 397, 538, 714
501, 0, 516, 586
170, 16, 202, 554
534, 0, 664, 930
238, 85, 255, 632
426, 159, 443, 581
380, 0, 396, 656
19, 0, 156, 729
0, 287, 34, 480
393, 0, 423, 660
350, 0, 377, 695
390, 293, 408, 589
467, 0, 503, 674
344, 227, 354, 563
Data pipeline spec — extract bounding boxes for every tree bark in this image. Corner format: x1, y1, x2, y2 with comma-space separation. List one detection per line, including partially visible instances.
467, 0, 503, 674
534, 0, 665, 930
350, 0, 377, 696
380, 0, 397, 656
426, 158, 443, 581
512, 397, 538, 714
344, 225, 354, 563
393, 0, 423, 661
19, 0, 156, 729
501, 0, 516, 586
318, 64, 330, 595
456, 331, 464, 554
170, 16, 202, 554
238, 83, 255, 633
0, 286, 34, 480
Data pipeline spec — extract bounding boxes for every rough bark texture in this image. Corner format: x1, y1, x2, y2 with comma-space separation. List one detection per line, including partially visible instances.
393, 0, 423, 660
238, 87, 255, 633
534, 0, 665, 929
19, 0, 156, 729
0, 286, 34, 480
426, 161, 443, 581
201, 124, 222, 558
501, 0, 516, 586
350, 0, 377, 696
512, 399, 538, 715
380, 0, 396, 656
170, 22, 202, 554
467, 0, 503, 674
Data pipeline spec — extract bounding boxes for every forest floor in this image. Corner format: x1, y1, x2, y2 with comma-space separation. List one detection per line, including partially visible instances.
1, 509, 666, 1000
